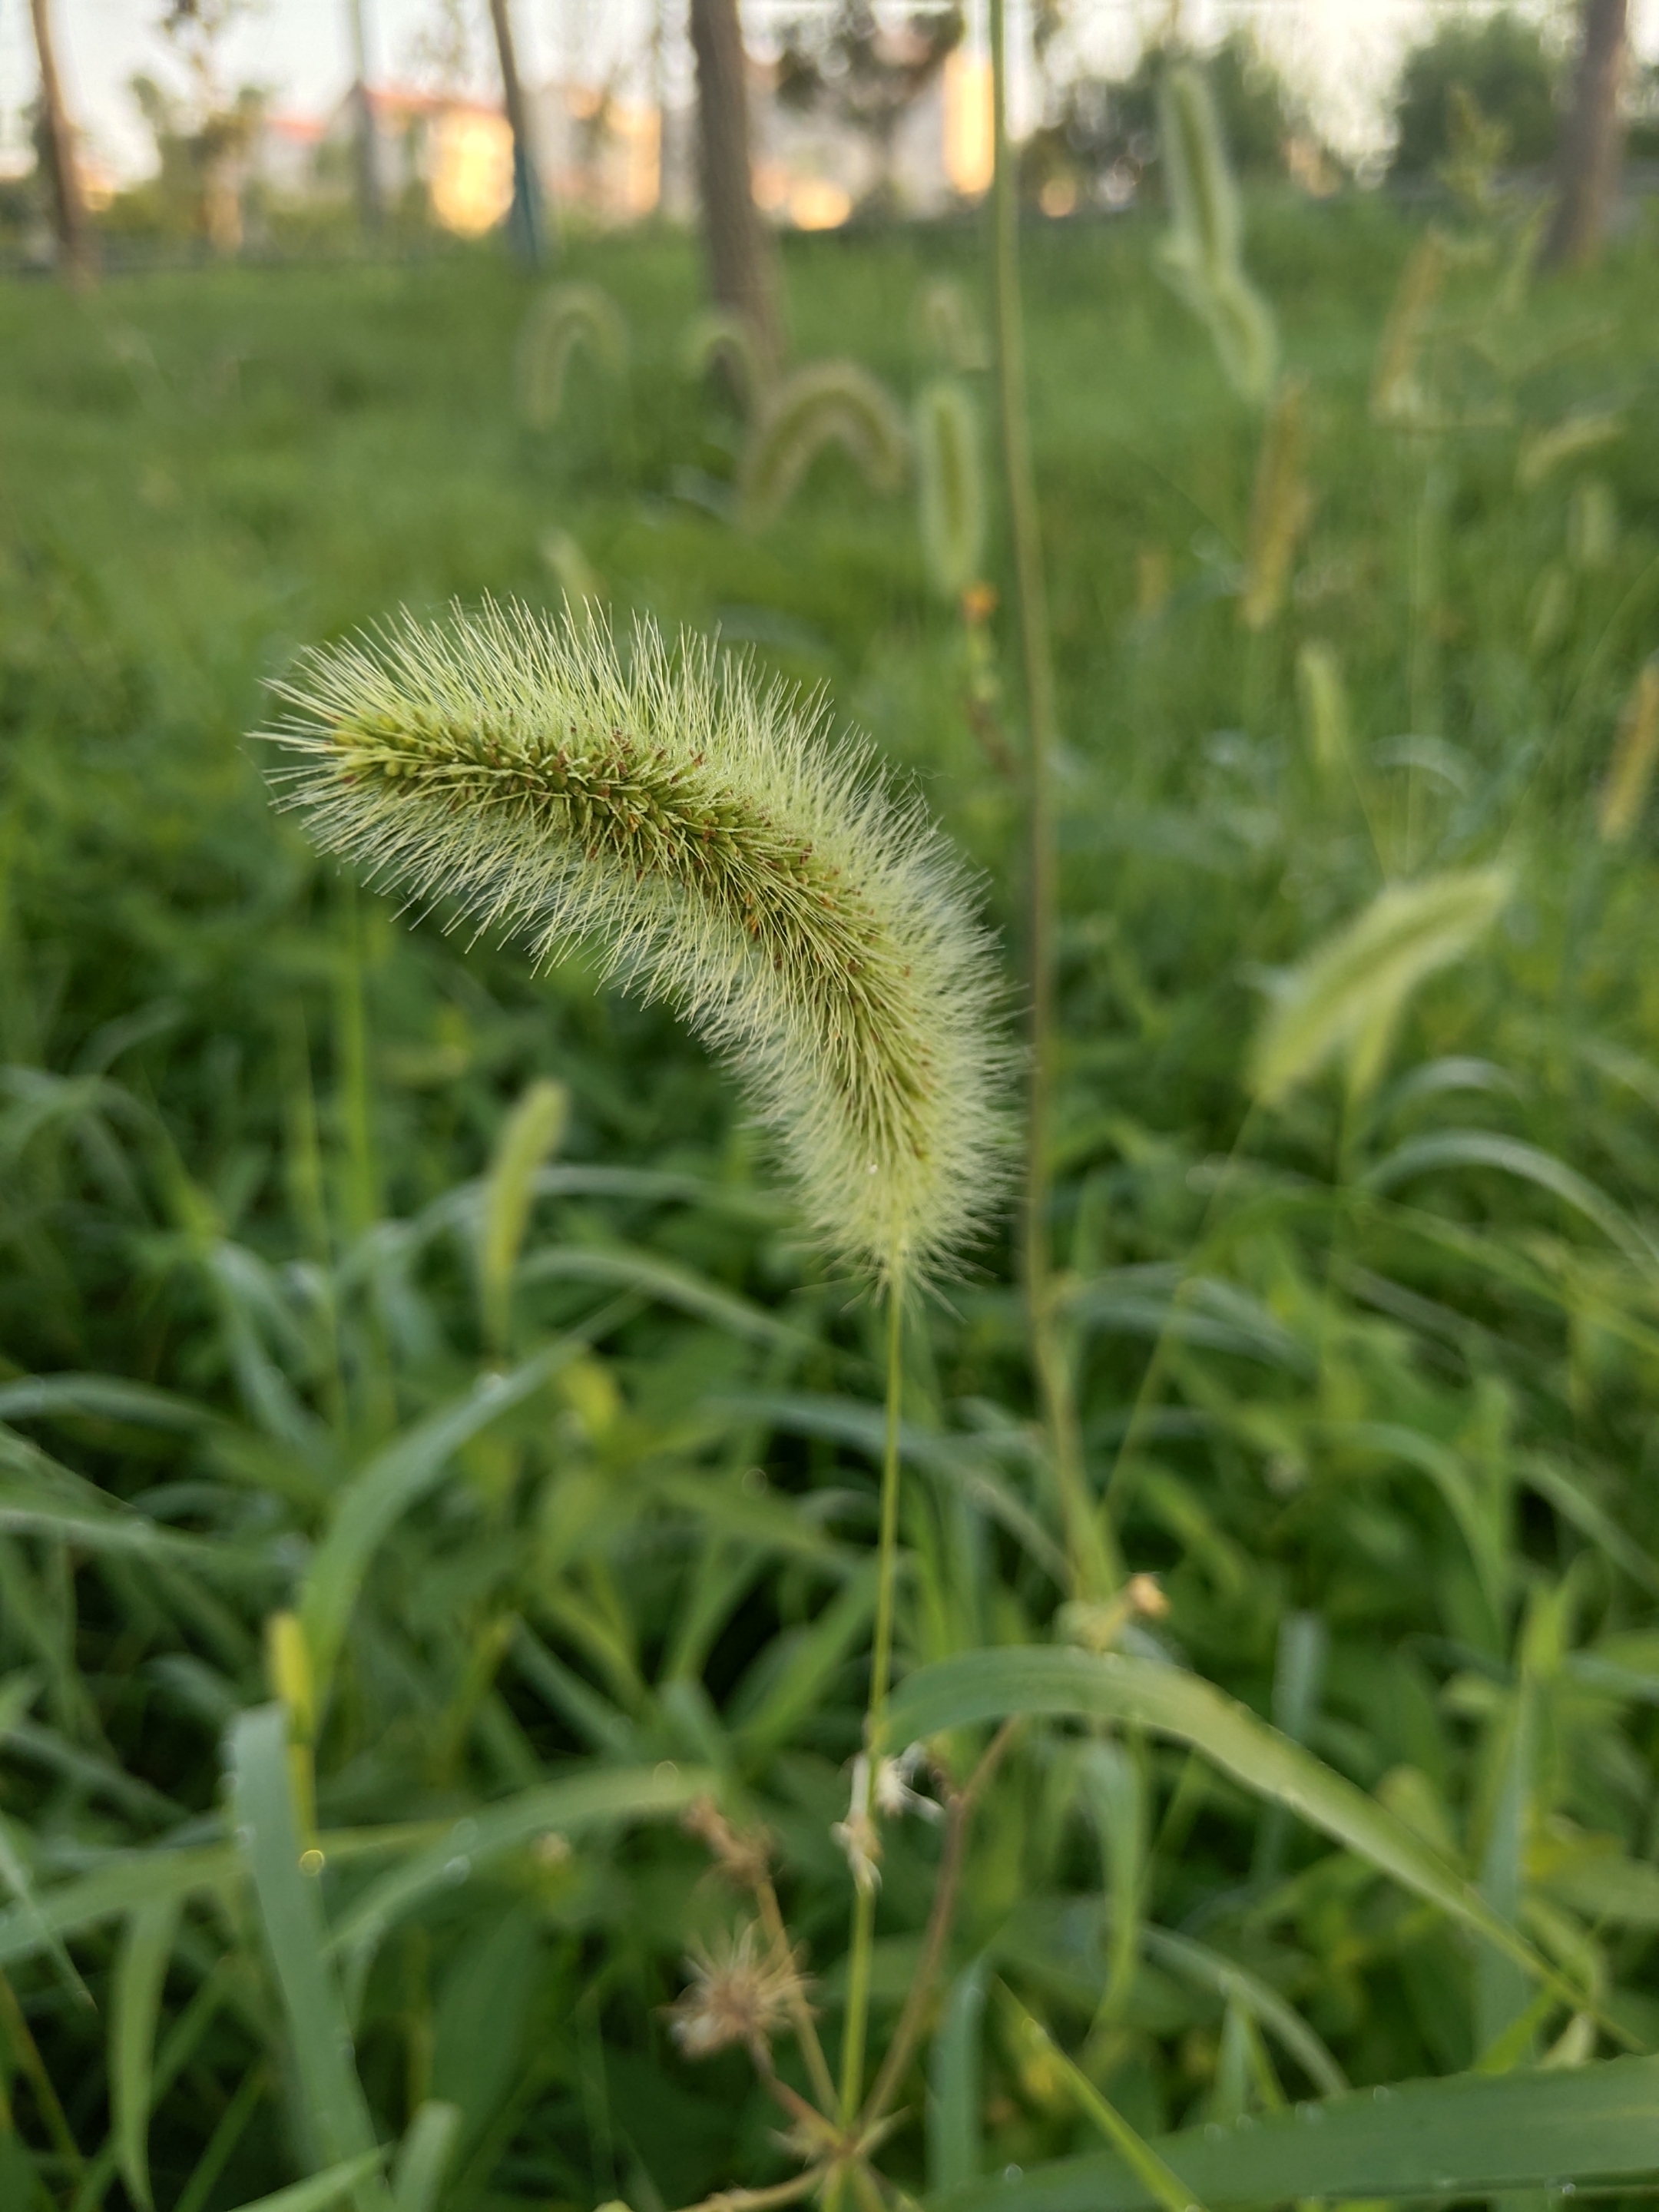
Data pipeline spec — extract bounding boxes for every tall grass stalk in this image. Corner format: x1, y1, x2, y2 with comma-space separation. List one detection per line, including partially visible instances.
988, 0, 1113, 1598
836, 1277, 904, 2134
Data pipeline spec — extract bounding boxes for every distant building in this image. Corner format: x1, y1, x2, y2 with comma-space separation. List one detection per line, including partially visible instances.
750, 48, 993, 230
242, 43, 993, 240
300, 88, 515, 233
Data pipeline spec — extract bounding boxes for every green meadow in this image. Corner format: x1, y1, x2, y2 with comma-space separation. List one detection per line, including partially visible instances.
4, 187, 1659, 2208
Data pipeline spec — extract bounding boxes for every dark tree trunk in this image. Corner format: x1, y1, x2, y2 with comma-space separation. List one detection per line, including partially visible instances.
486, 0, 551, 267
346, 0, 382, 238
28, 0, 94, 284
689, 0, 784, 375
1542, 0, 1628, 270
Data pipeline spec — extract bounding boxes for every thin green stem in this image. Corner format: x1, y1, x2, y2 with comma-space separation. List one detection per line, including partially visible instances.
867, 1280, 905, 1736
988, 0, 1113, 1600
837, 1278, 906, 2129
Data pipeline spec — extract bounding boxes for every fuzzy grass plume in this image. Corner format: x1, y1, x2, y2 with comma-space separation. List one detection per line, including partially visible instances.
263, 604, 1009, 1283
916, 376, 987, 603
682, 306, 769, 417
1157, 62, 1278, 408
1240, 376, 1311, 631
516, 282, 629, 430
738, 361, 909, 531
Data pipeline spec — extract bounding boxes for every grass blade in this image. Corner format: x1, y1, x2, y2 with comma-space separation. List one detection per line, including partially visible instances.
929, 2053, 1659, 2210
478, 1080, 567, 1356
928, 1958, 987, 2193
999, 1985, 1207, 2212
0, 1847, 233, 1970
111, 1895, 180, 2211
389, 2101, 459, 2212
223, 2154, 388, 2212
887, 1648, 1563, 2001
326, 1763, 710, 1962
299, 1341, 587, 1704
228, 1705, 388, 2211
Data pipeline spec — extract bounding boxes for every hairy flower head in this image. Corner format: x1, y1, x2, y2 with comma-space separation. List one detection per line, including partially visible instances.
666, 1922, 808, 2060
262, 602, 1010, 1283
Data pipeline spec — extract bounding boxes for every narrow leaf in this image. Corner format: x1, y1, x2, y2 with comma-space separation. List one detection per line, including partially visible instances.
327, 1763, 710, 1962
229, 1706, 388, 2211
887, 1648, 1561, 1998
112, 1895, 181, 2211
222, 2154, 388, 2212
390, 2101, 461, 2212
928, 1958, 987, 2193
300, 1342, 584, 1702
929, 2053, 1659, 2210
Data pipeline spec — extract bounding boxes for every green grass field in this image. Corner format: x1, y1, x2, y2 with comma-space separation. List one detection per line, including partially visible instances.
4, 190, 1659, 2210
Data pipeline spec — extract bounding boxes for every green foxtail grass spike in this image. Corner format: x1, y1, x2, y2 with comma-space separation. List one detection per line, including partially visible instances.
1371, 229, 1449, 428
1251, 865, 1512, 1108
738, 359, 909, 531
1240, 376, 1310, 631
916, 275, 988, 373
1156, 61, 1278, 406
538, 528, 604, 604
1160, 62, 1240, 276
1599, 658, 1659, 845
916, 376, 987, 602
516, 281, 629, 430
263, 603, 1011, 1284
1516, 409, 1624, 492
682, 306, 768, 416
1296, 639, 1351, 786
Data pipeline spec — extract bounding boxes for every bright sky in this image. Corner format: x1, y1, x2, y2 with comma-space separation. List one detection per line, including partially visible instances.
4, 0, 1657, 184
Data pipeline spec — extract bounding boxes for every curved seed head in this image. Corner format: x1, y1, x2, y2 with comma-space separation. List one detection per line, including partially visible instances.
682, 306, 770, 416
261, 601, 1013, 1284
739, 359, 910, 530
516, 281, 630, 430
916, 376, 987, 603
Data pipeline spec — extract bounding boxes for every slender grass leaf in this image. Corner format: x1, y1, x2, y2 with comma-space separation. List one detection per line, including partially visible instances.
713, 1392, 1067, 1584
928, 1957, 988, 2193
300, 1341, 586, 1702
0, 1804, 90, 2003
1362, 1131, 1650, 1264
0, 1847, 233, 1969
731, 1565, 878, 1757
0, 1376, 210, 1430
929, 2052, 1659, 2210
1066, 1270, 1313, 1374
221, 2155, 388, 2212
327, 1763, 710, 1961
518, 1244, 811, 1349
1250, 867, 1512, 1106
229, 1705, 389, 2211
1000, 1985, 1208, 2212
112, 1894, 181, 2211
1519, 1456, 1659, 1595
478, 1080, 567, 1355
887, 1649, 1562, 1998
1139, 1924, 1346, 2097
390, 2102, 460, 2212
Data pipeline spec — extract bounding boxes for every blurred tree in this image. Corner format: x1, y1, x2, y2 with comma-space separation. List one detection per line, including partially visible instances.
1542, 0, 1628, 267
344, 0, 382, 238
485, 0, 550, 266
776, 1, 963, 215
27, 0, 94, 281
126, 2, 266, 253
1020, 30, 1300, 212
1389, 10, 1560, 177
689, 0, 783, 376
